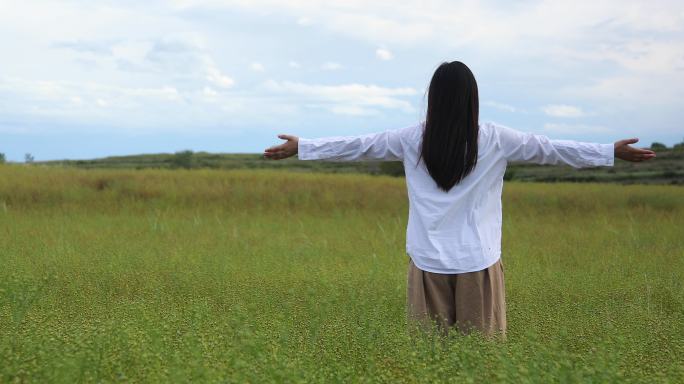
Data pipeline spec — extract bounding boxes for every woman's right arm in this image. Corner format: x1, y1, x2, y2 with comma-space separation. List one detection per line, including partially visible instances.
490, 122, 656, 167
264, 125, 416, 162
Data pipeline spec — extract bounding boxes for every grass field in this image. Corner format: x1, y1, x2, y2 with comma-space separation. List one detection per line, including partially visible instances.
1, 165, 683, 383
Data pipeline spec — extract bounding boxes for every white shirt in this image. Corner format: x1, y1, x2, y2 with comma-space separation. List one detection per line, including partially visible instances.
298, 121, 614, 274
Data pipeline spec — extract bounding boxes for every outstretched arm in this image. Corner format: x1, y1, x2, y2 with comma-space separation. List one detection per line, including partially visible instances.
264, 127, 412, 162
491, 123, 656, 167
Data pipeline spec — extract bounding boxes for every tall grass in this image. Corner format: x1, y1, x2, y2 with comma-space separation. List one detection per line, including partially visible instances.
1, 165, 682, 382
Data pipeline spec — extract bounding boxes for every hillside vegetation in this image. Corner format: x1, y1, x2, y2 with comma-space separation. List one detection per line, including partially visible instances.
32, 147, 684, 185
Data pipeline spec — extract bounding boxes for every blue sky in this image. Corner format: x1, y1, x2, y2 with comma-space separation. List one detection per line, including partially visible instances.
1, 0, 683, 161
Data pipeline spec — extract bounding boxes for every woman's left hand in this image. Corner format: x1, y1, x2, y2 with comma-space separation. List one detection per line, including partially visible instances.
264, 134, 299, 160
614, 138, 656, 162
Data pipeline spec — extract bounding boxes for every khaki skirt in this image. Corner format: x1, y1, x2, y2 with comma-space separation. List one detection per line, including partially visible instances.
406, 256, 506, 339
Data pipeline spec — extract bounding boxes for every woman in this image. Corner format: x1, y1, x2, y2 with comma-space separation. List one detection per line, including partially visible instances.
263, 61, 656, 339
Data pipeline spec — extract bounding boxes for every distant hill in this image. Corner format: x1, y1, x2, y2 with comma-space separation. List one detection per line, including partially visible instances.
33, 148, 684, 185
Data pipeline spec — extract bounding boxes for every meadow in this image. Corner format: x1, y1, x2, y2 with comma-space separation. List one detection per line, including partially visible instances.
1, 165, 683, 383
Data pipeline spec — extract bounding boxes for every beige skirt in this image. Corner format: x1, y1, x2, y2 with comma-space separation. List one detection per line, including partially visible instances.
406, 256, 506, 339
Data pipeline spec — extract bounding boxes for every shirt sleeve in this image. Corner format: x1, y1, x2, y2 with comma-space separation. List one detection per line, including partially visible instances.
490, 122, 614, 167
297, 125, 414, 162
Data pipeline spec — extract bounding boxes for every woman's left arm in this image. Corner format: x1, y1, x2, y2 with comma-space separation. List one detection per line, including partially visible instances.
264, 126, 414, 162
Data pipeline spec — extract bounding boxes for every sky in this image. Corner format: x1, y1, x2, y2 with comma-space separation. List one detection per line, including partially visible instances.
1, 0, 683, 162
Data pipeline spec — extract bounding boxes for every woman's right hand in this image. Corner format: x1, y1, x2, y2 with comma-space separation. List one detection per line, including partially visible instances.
263, 134, 299, 160
614, 138, 656, 162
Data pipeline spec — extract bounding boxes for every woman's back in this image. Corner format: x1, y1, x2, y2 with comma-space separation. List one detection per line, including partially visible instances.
400, 121, 508, 273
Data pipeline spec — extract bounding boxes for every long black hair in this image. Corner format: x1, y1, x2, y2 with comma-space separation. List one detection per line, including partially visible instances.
418, 61, 479, 192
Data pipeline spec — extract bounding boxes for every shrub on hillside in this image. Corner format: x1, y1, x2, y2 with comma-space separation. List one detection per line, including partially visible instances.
674, 140, 684, 152
379, 162, 405, 177
171, 150, 194, 169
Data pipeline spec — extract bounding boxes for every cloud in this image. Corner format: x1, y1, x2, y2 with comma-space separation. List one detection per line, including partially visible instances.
52, 40, 113, 54
0, 77, 183, 106
375, 48, 393, 60
0, 74, 278, 134
203, 86, 218, 97
562, 71, 684, 108
111, 40, 154, 67
2, 0, 683, 144
263, 79, 417, 115
52, 35, 233, 91
296, 16, 312, 26
250, 62, 265, 72
542, 104, 585, 118
321, 61, 342, 71
171, 0, 684, 110
0, 76, 186, 129
484, 101, 517, 113
171, 1, 684, 47
328, 105, 379, 116
205, 65, 235, 88
542, 123, 615, 135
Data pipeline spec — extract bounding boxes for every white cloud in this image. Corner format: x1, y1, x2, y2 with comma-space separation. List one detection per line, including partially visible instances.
558, 40, 684, 73
264, 79, 417, 114
296, 16, 312, 26
171, 0, 684, 111
562, 71, 684, 108
0, 76, 185, 121
484, 101, 517, 113
542, 104, 585, 118
170, 1, 683, 46
542, 123, 615, 135
205, 64, 235, 88
321, 61, 342, 71
111, 40, 153, 66
203, 86, 218, 97
328, 105, 379, 116
375, 48, 393, 60
2, 0, 683, 143
250, 62, 265, 72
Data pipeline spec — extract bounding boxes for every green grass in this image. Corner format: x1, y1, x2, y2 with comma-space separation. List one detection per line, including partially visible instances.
1, 165, 683, 383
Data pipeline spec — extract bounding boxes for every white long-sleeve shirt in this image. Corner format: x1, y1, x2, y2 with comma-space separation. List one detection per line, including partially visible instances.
298, 121, 614, 274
